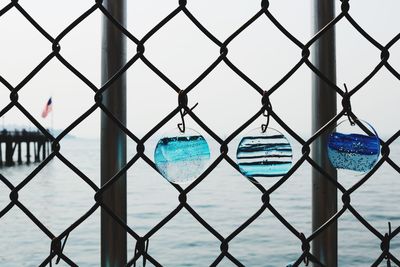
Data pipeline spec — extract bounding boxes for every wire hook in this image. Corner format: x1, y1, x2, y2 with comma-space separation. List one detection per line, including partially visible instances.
49, 233, 69, 266
56, 233, 69, 264
133, 239, 149, 267
261, 108, 270, 133
303, 256, 309, 266
261, 92, 272, 133
343, 83, 355, 126
384, 222, 392, 266
178, 103, 198, 133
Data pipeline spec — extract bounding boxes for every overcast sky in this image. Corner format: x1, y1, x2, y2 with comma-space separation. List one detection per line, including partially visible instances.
0, 0, 399, 139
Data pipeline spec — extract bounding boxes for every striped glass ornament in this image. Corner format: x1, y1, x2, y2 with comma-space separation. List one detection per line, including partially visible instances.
236, 127, 292, 178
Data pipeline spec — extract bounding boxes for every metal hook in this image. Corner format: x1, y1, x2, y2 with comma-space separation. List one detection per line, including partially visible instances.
133, 239, 149, 267
177, 103, 198, 133
261, 102, 271, 133
49, 233, 69, 266
343, 83, 355, 126
385, 222, 392, 266
56, 233, 69, 264
303, 256, 309, 266
49, 246, 52, 267
261, 108, 270, 133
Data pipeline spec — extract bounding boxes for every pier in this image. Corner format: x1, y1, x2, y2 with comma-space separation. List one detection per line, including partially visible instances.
0, 129, 51, 167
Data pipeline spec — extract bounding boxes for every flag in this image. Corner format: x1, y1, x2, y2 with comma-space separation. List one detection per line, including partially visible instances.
41, 97, 52, 118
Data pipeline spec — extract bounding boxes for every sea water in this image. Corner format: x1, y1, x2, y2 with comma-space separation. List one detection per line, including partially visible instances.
0, 137, 399, 266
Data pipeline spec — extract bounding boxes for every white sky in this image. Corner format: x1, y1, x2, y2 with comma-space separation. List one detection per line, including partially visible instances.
0, 0, 399, 139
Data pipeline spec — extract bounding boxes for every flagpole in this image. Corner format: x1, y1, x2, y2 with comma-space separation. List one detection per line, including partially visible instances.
51, 102, 54, 135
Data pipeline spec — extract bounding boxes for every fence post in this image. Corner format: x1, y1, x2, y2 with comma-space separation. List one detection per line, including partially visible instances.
312, 0, 337, 266
101, 0, 127, 266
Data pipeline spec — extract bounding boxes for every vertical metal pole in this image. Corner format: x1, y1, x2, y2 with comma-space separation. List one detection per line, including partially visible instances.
312, 1, 337, 266
101, 1, 127, 266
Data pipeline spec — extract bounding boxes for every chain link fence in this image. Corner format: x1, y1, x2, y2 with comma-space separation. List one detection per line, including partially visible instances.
0, 0, 399, 266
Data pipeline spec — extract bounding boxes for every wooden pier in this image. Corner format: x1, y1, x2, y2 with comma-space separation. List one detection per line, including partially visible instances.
0, 130, 51, 167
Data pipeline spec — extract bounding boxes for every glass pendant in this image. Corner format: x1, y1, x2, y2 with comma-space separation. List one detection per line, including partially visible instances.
327, 119, 380, 173
154, 128, 211, 184
236, 127, 292, 178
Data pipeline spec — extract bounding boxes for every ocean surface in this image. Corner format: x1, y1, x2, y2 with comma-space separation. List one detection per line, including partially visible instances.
1, 137, 400, 267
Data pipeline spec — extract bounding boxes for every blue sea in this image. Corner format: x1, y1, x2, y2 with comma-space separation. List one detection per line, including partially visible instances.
1, 137, 400, 266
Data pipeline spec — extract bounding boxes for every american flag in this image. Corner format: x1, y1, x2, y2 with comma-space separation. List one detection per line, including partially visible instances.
41, 97, 52, 118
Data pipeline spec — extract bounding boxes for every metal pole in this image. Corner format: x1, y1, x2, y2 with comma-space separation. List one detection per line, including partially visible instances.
101, 1, 127, 266
312, 0, 337, 266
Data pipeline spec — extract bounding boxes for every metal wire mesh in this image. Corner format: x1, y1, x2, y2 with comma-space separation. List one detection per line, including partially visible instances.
0, 0, 399, 266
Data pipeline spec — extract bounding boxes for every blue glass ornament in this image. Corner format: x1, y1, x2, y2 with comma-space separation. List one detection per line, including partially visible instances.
327, 119, 380, 173
236, 127, 293, 178
154, 128, 211, 184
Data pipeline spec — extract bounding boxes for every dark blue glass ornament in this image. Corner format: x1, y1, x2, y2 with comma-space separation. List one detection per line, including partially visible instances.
327, 119, 380, 173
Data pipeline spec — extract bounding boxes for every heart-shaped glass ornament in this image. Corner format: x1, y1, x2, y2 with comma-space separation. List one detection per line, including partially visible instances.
236, 127, 293, 178
154, 128, 211, 184
327, 119, 380, 173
